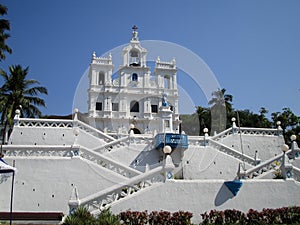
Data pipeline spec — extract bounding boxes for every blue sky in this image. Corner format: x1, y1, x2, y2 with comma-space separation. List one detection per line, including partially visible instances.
1, 0, 300, 117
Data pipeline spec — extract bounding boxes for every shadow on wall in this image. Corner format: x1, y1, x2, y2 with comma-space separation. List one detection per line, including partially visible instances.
214, 183, 235, 206
130, 143, 162, 172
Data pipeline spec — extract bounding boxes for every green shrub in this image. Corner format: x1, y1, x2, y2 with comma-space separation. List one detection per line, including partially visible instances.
200, 207, 300, 225
63, 207, 120, 225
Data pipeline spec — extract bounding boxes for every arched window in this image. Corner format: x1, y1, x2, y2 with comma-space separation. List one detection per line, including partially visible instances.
130, 101, 139, 112
98, 72, 105, 85
130, 49, 139, 58
132, 73, 138, 81
129, 49, 140, 66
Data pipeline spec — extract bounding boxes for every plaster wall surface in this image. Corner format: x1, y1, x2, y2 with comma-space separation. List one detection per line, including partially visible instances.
76, 130, 107, 149
102, 142, 254, 179
0, 157, 126, 214
104, 143, 162, 172
8, 127, 74, 146
182, 146, 251, 180
7, 126, 107, 149
220, 135, 284, 161
110, 179, 300, 224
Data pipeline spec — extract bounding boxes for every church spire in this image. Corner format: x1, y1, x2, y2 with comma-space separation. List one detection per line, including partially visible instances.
131, 25, 139, 41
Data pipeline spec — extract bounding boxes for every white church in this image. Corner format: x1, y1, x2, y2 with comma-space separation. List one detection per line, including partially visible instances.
87, 25, 180, 135
0, 27, 300, 224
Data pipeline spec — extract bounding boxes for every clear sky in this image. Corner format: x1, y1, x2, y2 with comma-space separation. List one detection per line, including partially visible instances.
1, 0, 300, 117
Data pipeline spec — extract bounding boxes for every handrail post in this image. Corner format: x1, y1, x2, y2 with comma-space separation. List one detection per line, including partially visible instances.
68, 186, 80, 215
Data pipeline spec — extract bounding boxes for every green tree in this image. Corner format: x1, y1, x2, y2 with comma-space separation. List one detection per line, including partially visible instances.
258, 107, 272, 128
232, 108, 272, 128
196, 106, 210, 135
0, 4, 12, 61
0, 65, 48, 142
271, 107, 299, 144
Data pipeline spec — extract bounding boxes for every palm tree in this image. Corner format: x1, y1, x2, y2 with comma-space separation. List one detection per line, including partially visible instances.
208, 88, 233, 113
208, 88, 233, 134
0, 65, 48, 142
196, 106, 210, 136
0, 4, 12, 61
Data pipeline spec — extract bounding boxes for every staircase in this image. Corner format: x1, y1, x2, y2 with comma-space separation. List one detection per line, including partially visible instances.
238, 151, 288, 179
79, 146, 141, 178
208, 139, 259, 166
72, 166, 165, 214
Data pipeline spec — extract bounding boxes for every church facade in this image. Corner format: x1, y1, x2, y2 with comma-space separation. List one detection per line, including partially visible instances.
87, 26, 180, 134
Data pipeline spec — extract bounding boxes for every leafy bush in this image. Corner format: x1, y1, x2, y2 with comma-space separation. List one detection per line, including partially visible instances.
170, 211, 193, 225
120, 210, 193, 225
200, 206, 300, 225
148, 210, 171, 225
119, 210, 148, 225
63, 207, 95, 225
96, 207, 120, 225
63, 207, 120, 225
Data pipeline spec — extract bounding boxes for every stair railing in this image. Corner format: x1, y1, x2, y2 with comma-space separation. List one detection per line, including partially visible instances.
209, 139, 259, 166
75, 166, 165, 214
238, 150, 291, 179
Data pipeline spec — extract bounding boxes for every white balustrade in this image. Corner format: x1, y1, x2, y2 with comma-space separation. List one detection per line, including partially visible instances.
209, 139, 258, 166
91, 136, 129, 153
156, 62, 176, 69
212, 127, 281, 141
16, 118, 73, 128
79, 147, 141, 178
76, 120, 115, 143
211, 128, 233, 141
2, 145, 74, 157
238, 151, 290, 179
239, 127, 281, 136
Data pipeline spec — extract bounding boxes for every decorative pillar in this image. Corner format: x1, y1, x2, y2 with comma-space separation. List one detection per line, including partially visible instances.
277, 121, 283, 136
129, 124, 135, 144
291, 135, 299, 159
13, 109, 21, 127
280, 144, 293, 179
163, 145, 175, 180
68, 186, 80, 214
72, 127, 80, 156
232, 117, 238, 134
73, 108, 78, 121
203, 128, 209, 146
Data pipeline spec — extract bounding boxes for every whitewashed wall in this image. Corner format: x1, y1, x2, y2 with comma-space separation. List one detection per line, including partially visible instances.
110, 179, 300, 224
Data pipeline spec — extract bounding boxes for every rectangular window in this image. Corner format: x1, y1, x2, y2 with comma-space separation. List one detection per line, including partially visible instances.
112, 103, 119, 111
151, 105, 158, 113
96, 102, 102, 111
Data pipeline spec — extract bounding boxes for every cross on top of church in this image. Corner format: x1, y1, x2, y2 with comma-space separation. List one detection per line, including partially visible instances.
131, 25, 139, 41
132, 25, 138, 32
